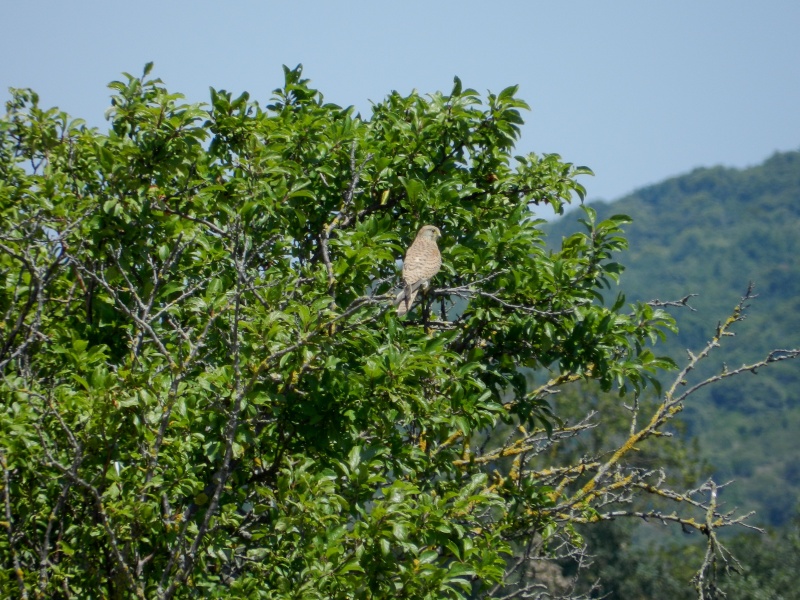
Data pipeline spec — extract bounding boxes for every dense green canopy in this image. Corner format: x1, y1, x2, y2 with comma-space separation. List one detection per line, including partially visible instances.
2, 64, 789, 599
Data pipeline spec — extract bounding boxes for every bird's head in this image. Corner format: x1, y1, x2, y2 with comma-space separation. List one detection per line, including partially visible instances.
416, 225, 442, 241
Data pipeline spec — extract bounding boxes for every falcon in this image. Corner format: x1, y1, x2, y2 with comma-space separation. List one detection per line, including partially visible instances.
395, 225, 442, 316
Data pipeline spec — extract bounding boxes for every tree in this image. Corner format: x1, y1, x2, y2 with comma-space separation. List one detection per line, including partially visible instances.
1, 63, 797, 599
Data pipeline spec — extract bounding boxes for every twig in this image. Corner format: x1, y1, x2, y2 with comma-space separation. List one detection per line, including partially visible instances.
647, 294, 698, 312
317, 147, 374, 300
435, 271, 582, 317
1, 450, 29, 599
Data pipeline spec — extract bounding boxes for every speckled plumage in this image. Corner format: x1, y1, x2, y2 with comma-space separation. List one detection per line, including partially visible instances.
395, 225, 442, 316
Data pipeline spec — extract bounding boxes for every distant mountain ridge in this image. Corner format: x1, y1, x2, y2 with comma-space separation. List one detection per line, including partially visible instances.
546, 149, 800, 526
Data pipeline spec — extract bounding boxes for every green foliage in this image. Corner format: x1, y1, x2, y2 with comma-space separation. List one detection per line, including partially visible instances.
0, 66, 772, 598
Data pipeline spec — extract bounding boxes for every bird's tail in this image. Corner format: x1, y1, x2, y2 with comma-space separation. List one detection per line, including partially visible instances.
395, 287, 417, 316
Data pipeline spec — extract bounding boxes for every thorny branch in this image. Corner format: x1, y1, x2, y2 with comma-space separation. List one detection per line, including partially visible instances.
689, 481, 746, 599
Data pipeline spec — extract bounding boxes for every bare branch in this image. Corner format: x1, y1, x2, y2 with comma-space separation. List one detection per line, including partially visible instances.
647, 294, 699, 311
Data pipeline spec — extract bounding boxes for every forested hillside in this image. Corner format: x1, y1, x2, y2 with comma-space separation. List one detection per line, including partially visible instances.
547, 150, 800, 527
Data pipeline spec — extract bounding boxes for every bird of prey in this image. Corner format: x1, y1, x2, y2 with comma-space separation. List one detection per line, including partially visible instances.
395, 225, 442, 316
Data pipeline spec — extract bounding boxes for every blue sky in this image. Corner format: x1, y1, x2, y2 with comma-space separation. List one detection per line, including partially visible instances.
2, 1, 799, 208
